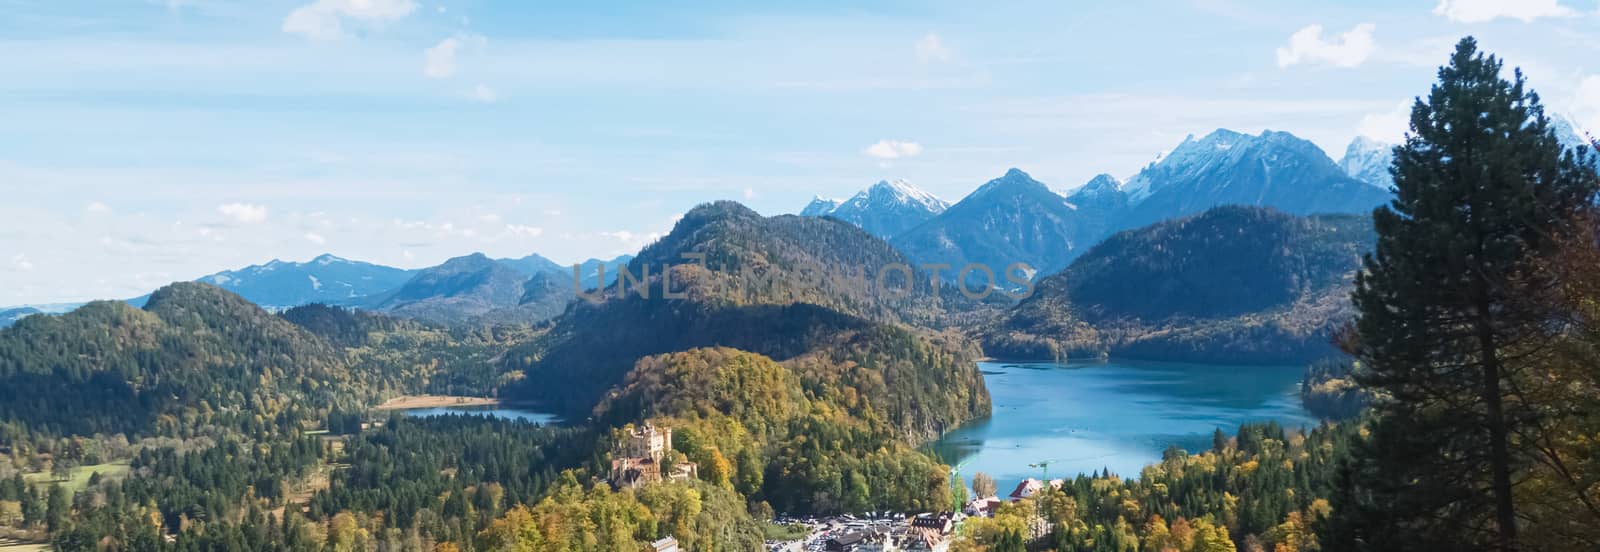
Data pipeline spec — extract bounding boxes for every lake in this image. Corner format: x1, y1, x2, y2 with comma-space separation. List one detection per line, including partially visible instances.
930, 360, 1315, 490
400, 405, 563, 425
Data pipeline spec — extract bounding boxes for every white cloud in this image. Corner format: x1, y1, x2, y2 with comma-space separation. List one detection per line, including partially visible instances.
1276, 23, 1377, 68
1432, 0, 1576, 23
743, 187, 757, 199
424, 37, 461, 78
468, 84, 499, 103
504, 224, 543, 238
864, 139, 924, 160
85, 201, 111, 214
11, 254, 34, 272
1357, 101, 1413, 143
304, 232, 327, 245
217, 202, 269, 224
599, 230, 663, 250
283, 0, 417, 40
915, 33, 952, 64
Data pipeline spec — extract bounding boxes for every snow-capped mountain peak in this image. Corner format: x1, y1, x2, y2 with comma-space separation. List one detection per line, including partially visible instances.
800, 178, 950, 238
1339, 136, 1395, 189
1552, 113, 1594, 152
1077, 173, 1122, 194
850, 179, 949, 213
1122, 129, 1338, 203
1114, 128, 1390, 228
800, 196, 843, 217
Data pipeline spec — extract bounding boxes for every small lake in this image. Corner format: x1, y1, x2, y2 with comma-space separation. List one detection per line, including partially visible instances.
930, 360, 1314, 490
400, 406, 563, 425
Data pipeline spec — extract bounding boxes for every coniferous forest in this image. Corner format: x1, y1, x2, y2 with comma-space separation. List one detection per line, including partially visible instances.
0, 36, 1597, 552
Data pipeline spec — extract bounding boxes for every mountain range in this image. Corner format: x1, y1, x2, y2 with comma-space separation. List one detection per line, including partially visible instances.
807, 123, 1589, 280
18, 251, 636, 327
368, 253, 634, 323
1117, 129, 1392, 229
186, 253, 417, 308
891, 168, 1111, 278
868, 129, 1388, 277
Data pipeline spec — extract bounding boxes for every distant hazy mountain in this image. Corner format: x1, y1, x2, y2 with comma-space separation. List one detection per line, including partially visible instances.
891, 168, 1102, 277
1339, 136, 1395, 189
375, 253, 532, 322
800, 179, 950, 238
1120, 129, 1391, 229
570, 255, 635, 291
494, 253, 564, 277
0, 307, 41, 329
177, 254, 416, 309
985, 205, 1375, 364
483, 256, 634, 324
371, 252, 635, 324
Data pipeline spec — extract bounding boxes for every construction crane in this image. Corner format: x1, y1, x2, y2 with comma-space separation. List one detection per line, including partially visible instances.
1029, 453, 1117, 481
1029, 460, 1056, 480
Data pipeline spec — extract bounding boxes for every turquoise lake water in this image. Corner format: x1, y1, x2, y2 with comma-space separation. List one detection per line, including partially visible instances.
929, 360, 1314, 490
401, 405, 562, 425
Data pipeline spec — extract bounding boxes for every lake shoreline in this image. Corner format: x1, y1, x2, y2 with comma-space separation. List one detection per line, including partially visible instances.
374, 395, 501, 411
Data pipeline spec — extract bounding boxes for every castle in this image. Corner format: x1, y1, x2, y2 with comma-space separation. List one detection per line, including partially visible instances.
609, 423, 697, 489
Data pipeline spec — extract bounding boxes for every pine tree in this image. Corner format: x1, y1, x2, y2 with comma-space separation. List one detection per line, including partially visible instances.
45, 484, 68, 533
1330, 37, 1599, 551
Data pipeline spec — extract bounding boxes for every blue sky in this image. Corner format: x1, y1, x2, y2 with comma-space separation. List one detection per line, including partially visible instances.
3, 0, 1599, 304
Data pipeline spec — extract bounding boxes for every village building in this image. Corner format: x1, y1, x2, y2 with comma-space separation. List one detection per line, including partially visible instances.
962, 496, 1005, 518
901, 513, 954, 552
1007, 478, 1064, 501
826, 531, 868, 551
651, 536, 679, 552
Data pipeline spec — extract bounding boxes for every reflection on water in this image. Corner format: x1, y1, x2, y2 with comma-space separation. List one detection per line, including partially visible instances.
401, 406, 563, 425
930, 360, 1314, 490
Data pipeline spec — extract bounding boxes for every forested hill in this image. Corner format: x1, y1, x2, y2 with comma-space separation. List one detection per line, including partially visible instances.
629, 200, 996, 326
0, 284, 538, 439
985, 205, 1375, 363
503, 201, 993, 441
592, 346, 984, 513
0, 282, 355, 436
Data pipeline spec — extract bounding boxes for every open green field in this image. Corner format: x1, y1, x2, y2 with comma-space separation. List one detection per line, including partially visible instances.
22, 461, 131, 494
762, 522, 809, 542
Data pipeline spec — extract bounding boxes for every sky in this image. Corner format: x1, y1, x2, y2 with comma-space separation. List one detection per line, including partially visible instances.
3, 0, 1599, 304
